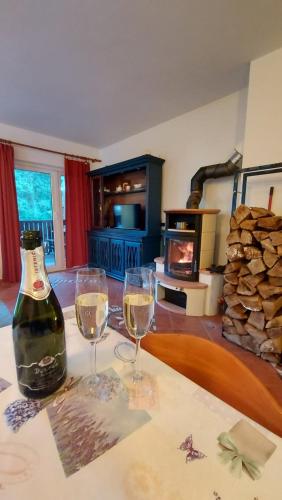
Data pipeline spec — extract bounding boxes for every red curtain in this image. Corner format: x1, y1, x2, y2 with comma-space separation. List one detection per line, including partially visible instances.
0, 144, 21, 282
65, 158, 92, 268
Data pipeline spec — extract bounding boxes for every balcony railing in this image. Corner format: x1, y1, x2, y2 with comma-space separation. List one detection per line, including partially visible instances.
19, 220, 55, 268
19, 220, 54, 244
19, 219, 66, 265
19, 220, 66, 267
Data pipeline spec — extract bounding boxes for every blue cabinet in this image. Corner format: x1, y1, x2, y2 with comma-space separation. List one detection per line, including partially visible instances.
88, 154, 164, 280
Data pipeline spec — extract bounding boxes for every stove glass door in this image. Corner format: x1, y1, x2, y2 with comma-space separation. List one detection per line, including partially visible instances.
167, 238, 195, 279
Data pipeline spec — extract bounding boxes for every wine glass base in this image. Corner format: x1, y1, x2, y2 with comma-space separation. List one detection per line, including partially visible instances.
80, 372, 122, 401
122, 369, 151, 390
122, 369, 157, 410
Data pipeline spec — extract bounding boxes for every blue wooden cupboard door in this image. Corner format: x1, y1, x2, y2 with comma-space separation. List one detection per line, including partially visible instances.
124, 241, 141, 269
98, 237, 110, 270
110, 239, 124, 277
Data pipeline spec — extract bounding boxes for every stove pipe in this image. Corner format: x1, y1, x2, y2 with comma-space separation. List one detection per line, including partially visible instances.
186, 150, 243, 209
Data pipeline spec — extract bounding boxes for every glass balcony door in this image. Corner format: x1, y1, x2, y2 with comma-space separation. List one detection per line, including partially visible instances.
15, 164, 65, 271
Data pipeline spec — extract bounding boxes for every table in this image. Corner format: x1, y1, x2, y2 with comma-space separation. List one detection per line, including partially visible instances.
0, 306, 281, 500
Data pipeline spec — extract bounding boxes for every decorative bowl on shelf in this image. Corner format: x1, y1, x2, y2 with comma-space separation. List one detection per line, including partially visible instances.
133, 184, 142, 189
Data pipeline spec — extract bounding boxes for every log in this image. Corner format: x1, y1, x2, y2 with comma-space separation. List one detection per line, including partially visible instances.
263, 250, 279, 268
243, 272, 265, 288
257, 282, 282, 299
233, 319, 247, 335
241, 230, 253, 245
257, 216, 282, 230
240, 335, 261, 354
240, 219, 257, 231
262, 296, 282, 320
253, 231, 269, 242
230, 216, 240, 230
237, 277, 256, 296
226, 230, 241, 245
222, 331, 242, 347
226, 243, 244, 262
238, 264, 250, 277
233, 205, 251, 224
239, 294, 262, 311
261, 352, 281, 363
266, 315, 282, 328
267, 259, 282, 277
247, 311, 265, 331
222, 315, 234, 327
260, 338, 282, 354
277, 245, 282, 256
266, 326, 282, 339
224, 272, 239, 285
250, 207, 273, 219
264, 316, 282, 337
269, 276, 282, 286
243, 246, 262, 260
260, 238, 276, 254
225, 304, 248, 319
223, 283, 237, 295
247, 258, 266, 275
269, 231, 282, 246
244, 324, 267, 344
224, 325, 238, 335
224, 293, 241, 308
224, 261, 242, 274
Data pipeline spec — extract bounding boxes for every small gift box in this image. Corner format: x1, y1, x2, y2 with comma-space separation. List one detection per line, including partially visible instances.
217, 420, 277, 480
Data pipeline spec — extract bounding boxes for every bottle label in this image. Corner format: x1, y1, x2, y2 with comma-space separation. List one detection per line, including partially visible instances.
17, 350, 66, 392
20, 247, 51, 300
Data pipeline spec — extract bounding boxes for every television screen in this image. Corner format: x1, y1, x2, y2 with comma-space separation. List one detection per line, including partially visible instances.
113, 204, 141, 229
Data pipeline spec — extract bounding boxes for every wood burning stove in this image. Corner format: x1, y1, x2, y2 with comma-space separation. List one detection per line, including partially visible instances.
164, 209, 220, 281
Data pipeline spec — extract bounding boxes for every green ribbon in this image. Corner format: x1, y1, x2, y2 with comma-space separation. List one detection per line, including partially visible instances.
217, 432, 261, 480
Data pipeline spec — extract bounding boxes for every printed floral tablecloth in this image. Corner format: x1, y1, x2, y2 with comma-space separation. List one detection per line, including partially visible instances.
0, 306, 281, 500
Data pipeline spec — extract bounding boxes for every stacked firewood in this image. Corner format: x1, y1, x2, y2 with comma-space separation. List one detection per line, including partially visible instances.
223, 204, 282, 365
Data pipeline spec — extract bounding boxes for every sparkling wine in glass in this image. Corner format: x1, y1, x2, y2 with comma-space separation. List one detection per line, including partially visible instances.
123, 267, 154, 382
75, 268, 110, 398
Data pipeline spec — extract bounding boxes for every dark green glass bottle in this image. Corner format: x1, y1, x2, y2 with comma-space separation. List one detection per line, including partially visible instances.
12, 230, 67, 398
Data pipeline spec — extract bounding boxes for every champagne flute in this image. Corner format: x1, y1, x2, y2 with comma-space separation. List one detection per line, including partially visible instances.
123, 267, 154, 382
75, 268, 109, 397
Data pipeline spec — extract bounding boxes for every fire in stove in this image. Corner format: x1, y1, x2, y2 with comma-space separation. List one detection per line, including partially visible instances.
167, 239, 194, 277
177, 241, 194, 263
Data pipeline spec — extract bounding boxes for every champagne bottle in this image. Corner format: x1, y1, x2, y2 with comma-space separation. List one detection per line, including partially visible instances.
12, 230, 67, 398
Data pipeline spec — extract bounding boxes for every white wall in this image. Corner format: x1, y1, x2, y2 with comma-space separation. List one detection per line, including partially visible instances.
241, 47, 282, 215
99, 90, 248, 265
243, 47, 282, 167
0, 122, 100, 279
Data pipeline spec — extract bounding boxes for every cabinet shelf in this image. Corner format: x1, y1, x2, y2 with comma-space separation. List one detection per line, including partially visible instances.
104, 188, 146, 197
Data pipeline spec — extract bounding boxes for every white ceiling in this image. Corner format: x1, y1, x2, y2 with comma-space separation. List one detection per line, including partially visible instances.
1, 1, 282, 148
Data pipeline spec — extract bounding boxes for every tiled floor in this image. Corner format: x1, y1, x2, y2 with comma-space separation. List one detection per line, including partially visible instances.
1, 269, 281, 405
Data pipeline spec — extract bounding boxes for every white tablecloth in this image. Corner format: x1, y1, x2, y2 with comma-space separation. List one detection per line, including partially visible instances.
0, 306, 281, 500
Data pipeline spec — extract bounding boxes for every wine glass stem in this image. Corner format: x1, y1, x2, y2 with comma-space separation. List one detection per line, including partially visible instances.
90, 341, 98, 384
134, 338, 142, 380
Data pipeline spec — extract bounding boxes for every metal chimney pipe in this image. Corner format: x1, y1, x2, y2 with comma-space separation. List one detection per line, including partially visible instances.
186, 150, 243, 209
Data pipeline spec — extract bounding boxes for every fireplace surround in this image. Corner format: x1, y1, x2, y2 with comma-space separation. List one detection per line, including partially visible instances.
164, 209, 220, 281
